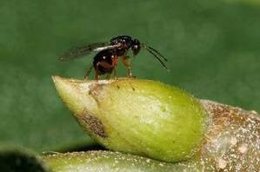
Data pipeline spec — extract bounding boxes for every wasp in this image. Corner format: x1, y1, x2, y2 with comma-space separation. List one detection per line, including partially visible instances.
59, 35, 168, 80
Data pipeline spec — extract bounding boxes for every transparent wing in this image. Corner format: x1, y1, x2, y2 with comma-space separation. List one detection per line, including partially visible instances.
59, 42, 121, 61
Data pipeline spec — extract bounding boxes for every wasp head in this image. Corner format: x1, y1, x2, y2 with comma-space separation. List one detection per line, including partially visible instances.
131, 39, 141, 56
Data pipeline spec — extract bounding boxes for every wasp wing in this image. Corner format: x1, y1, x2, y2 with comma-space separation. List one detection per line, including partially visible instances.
59, 42, 121, 61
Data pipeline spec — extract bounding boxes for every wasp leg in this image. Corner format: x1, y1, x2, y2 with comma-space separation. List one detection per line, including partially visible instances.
106, 73, 111, 79
94, 69, 99, 80
105, 66, 117, 80
84, 65, 94, 80
112, 66, 118, 79
122, 56, 134, 77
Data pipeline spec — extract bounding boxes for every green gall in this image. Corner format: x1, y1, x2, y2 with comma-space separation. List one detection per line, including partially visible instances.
52, 76, 207, 162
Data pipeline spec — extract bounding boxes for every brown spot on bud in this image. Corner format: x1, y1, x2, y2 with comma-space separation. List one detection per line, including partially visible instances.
79, 111, 107, 138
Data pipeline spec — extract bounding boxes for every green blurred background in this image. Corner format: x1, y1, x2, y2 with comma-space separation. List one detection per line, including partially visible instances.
0, 0, 259, 152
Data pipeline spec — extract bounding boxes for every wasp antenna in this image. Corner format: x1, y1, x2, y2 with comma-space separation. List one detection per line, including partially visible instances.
144, 47, 169, 70
147, 46, 168, 62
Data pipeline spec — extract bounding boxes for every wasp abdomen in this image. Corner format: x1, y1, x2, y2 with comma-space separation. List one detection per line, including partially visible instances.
93, 50, 118, 75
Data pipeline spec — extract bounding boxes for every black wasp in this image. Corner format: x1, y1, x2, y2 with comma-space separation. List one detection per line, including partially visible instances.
59, 35, 168, 80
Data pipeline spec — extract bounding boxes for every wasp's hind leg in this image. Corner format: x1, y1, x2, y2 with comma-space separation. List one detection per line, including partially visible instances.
105, 73, 112, 80
105, 66, 117, 80
122, 56, 135, 78
94, 68, 100, 80
84, 65, 94, 80
112, 66, 118, 79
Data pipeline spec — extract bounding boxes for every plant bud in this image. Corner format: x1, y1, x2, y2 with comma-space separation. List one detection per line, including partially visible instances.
42, 151, 200, 172
52, 76, 207, 162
